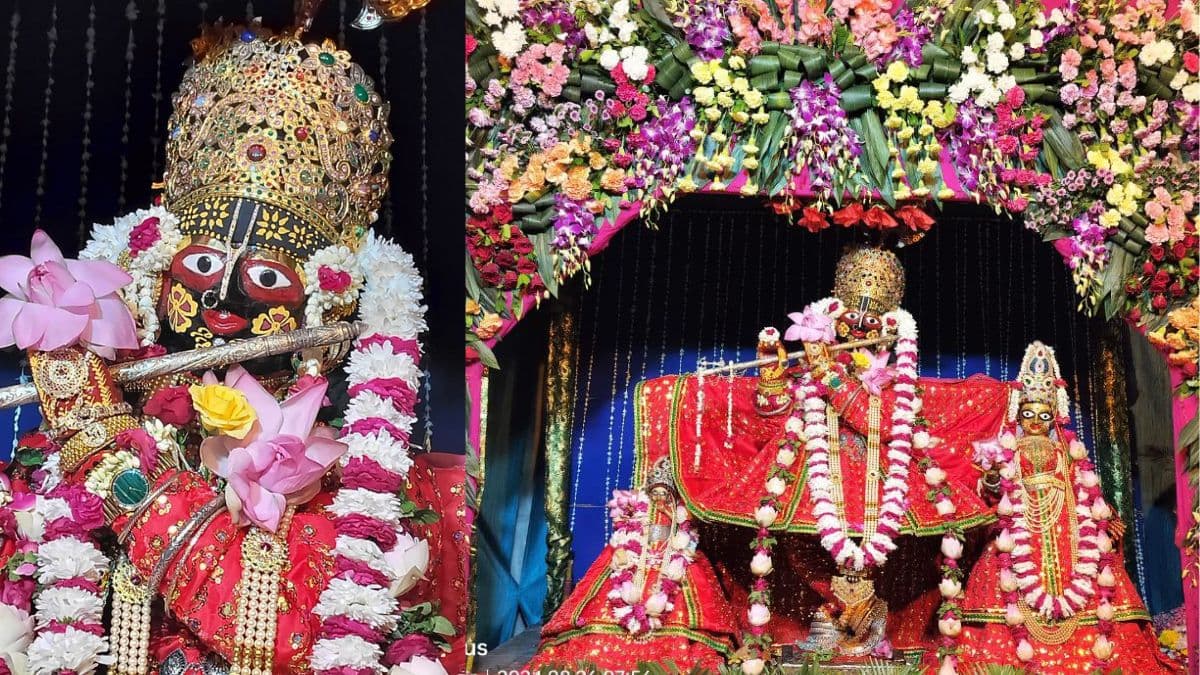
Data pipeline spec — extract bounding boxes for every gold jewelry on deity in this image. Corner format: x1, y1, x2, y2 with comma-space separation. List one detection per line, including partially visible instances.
165, 501, 227, 608
825, 397, 883, 547
31, 348, 88, 399
831, 573, 877, 607
118, 470, 184, 544
164, 28, 392, 254
1015, 444, 1081, 643
831, 246, 906, 315
146, 495, 226, 595
110, 557, 151, 675
60, 412, 141, 474
230, 508, 296, 675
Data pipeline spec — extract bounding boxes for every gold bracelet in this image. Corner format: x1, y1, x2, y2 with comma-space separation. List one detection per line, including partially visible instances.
146, 496, 226, 597
164, 502, 226, 610
117, 470, 183, 545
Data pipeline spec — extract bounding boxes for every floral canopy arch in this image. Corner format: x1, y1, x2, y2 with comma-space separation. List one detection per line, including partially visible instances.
464, 0, 1199, 661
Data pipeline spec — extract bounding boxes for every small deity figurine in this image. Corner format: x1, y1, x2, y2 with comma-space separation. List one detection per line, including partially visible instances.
0, 18, 449, 675
754, 327, 791, 416
527, 459, 740, 670
958, 341, 1181, 673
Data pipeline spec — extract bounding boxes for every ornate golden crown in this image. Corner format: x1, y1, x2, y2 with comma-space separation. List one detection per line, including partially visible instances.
163, 26, 392, 255
832, 245, 906, 315
1016, 341, 1062, 407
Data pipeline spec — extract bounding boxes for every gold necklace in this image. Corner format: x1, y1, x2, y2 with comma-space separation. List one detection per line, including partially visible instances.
825, 395, 882, 546
1016, 446, 1081, 642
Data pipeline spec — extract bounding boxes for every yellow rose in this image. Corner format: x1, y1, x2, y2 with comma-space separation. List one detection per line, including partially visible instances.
705, 106, 722, 121
713, 67, 732, 89
190, 384, 257, 439
851, 351, 872, 369
886, 61, 910, 83
873, 76, 891, 93
690, 61, 713, 84
743, 89, 764, 108
731, 76, 750, 93
1099, 209, 1121, 227
716, 91, 736, 108
693, 86, 715, 106
728, 55, 746, 70
750, 111, 770, 124
731, 110, 750, 124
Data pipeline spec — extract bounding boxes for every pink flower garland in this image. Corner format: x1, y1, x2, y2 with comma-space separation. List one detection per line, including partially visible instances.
605, 489, 698, 635
993, 425, 1116, 667
27, 483, 112, 674
311, 330, 424, 674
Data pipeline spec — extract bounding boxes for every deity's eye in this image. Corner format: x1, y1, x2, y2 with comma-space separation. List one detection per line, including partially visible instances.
1038, 412, 1053, 422
1020, 409, 1035, 419
245, 264, 293, 290
843, 311, 861, 323
862, 315, 881, 329
181, 251, 225, 277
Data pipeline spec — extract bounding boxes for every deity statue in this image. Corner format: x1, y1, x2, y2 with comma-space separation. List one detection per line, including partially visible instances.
958, 341, 1180, 673
0, 20, 449, 675
526, 459, 740, 670
627, 244, 1015, 668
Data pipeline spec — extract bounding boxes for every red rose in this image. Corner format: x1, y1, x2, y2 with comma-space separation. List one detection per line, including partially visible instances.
491, 203, 513, 224
143, 385, 195, 426
503, 270, 519, 288
862, 206, 898, 230
465, 34, 477, 58
1169, 281, 1186, 297
797, 207, 828, 234
478, 263, 502, 286
511, 237, 534, 255
1171, 241, 1188, 261
116, 428, 160, 474
466, 346, 479, 362
516, 258, 538, 274
1149, 244, 1165, 261
1152, 294, 1167, 311
831, 203, 865, 227
1128, 306, 1141, 322
895, 205, 935, 232
494, 250, 517, 268
317, 266, 353, 293
1184, 51, 1199, 74
384, 634, 440, 666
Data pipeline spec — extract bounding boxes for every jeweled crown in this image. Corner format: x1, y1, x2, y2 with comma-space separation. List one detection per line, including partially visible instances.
1016, 341, 1061, 407
832, 246, 906, 315
163, 26, 392, 253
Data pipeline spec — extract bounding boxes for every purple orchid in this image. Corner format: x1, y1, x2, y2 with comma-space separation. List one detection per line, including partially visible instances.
789, 76, 862, 198
684, 1, 732, 61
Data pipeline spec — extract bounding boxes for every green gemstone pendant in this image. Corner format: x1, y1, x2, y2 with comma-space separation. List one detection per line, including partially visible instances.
112, 469, 150, 509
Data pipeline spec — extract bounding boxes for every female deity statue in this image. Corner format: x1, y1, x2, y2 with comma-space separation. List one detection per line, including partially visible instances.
958, 341, 1180, 673
526, 459, 740, 670
0, 20, 448, 675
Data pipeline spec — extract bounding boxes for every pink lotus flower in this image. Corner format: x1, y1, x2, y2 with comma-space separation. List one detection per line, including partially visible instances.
784, 305, 836, 344
857, 350, 895, 396
0, 230, 138, 359
200, 366, 346, 532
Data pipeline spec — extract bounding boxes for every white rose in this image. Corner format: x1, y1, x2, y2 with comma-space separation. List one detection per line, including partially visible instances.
937, 616, 962, 637
1080, 471, 1099, 488
1017, 639, 1035, 661
1091, 499, 1113, 521
0, 604, 32, 670
1183, 81, 1200, 103
14, 510, 43, 542
1093, 635, 1114, 660
1096, 601, 1115, 621
995, 530, 1015, 552
1005, 603, 1024, 626
383, 534, 431, 598
670, 531, 692, 551
1097, 566, 1116, 588
776, 447, 796, 467
939, 578, 962, 598
750, 552, 774, 576
935, 499, 957, 517
1097, 533, 1113, 553
766, 477, 787, 497
741, 658, 765, 675
1029, 29, 1044, 49
620, 581, 641, 604
913, 430, 931, 449
997, 495, 1014, 516
755, 505, 777, 527
1009, 43, 1025, 60
662, 557, 686, 581
999, 432, 1017, 449
1068, 440, 1088, 460
998, 12, 1016, 30
747, 603, 771, 626
941, 536, 963, 560
390, 656, 448, 675
961, 47, 977, 65
924, 467, 947, 486
599, 48, 620, 70
1000, 569, 1019, 592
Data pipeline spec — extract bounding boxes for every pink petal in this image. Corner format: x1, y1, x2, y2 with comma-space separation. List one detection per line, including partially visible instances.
787, 312, 804, 324
278, 380, 329, 439
283, 481, 322, 508
304, 434, 347, 472
200, 436, 239, 478
226, 366, 283, 436
260, 460, 323, 496
29, 230, 65, 266
241, 482, 285, 533
13, 303, 87, 351
0, 297, 22, 347
783, 325, 804, 342
82, 295, 139, 351
65, 259, 133, 297
0, 256, 32, 298
55, 281, 97, 311
202, 370, 219, 385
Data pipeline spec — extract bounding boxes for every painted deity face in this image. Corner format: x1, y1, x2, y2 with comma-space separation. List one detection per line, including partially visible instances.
159, 198, 323, 374
1018, 402, 1054, 437
835, 298, 883, 342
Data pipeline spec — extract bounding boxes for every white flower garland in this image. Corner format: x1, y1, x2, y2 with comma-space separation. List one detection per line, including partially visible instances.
605, 489, 698, 635
993, 427, 1116, 666
81, 206, 181, 346
310, 231, 434, 675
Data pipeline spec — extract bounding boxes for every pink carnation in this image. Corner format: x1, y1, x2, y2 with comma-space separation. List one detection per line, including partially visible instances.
334, 513, 398, 550
342, 456, 405, 493
128, 217, 161, 255
317, 265, 353, 293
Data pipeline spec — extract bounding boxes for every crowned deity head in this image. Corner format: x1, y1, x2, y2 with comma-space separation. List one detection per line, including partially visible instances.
830, 246, 906, 342
156, 26, 391, 370
1012, 341, 1071, 439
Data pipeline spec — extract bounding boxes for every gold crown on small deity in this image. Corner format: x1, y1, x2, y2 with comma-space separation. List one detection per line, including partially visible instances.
1014, 340, 1071, 419
832, 245, 906, 315
644, 457, 676, 492
162, 23, 392, 256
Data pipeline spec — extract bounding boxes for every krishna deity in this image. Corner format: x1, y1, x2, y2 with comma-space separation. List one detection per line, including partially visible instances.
0, 14, 452, 675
